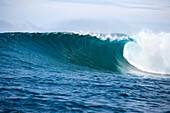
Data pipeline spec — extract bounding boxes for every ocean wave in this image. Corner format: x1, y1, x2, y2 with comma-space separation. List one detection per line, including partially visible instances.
0, 31, 169, 75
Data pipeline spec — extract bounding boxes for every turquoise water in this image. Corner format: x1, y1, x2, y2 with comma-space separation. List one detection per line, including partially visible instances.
0, 32, 169, 112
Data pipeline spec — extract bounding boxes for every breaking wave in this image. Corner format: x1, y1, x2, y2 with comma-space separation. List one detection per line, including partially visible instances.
0, 31, 169, 74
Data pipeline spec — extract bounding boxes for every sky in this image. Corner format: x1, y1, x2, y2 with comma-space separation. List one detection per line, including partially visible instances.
0, 0, 170, 34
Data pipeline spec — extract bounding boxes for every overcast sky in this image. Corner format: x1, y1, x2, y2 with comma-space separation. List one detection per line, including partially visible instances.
0, 0, 170, 34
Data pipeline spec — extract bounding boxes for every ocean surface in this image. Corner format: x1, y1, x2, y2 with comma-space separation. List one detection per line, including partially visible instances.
0, 32, 170, 113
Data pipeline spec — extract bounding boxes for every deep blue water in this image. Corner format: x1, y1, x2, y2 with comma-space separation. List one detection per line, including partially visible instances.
0, 32, 170, 113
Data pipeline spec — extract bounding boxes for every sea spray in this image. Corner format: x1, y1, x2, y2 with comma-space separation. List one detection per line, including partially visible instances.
124, 30, 170, 74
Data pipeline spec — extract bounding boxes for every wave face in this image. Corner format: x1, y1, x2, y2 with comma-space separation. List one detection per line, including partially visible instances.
0, 32, 135, 73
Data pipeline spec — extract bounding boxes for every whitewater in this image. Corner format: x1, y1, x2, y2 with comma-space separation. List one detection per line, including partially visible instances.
0, 31, 170, 112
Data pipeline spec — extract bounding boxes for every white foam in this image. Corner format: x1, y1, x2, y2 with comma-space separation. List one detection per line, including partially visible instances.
72, 31, 129, 41
124, 30, 170, 74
